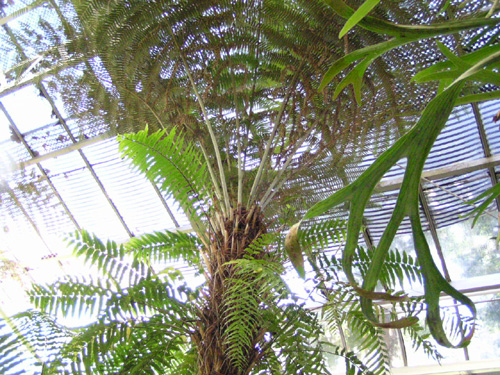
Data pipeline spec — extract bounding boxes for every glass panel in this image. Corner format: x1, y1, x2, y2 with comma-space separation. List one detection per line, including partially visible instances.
1, 85, 55, 133
0, 110, 11, 141
385, 328, 405, 368
467, 293, 500, 361
399, 310, 467, 367
435, 214, 498, 280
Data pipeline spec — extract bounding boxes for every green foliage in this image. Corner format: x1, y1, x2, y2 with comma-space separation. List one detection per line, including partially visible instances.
222, 257, 287, 370
17, 224, 434, 374
315, 245, 438, 375
320, 0, 500, 98
61, 316, 196, 375
465, 182, 500, 228
349, 247, 422, 290
402, 321, 443, 364
287, 0, 500, 349
323, 346, 376, 375
126, 229, 203, 270
338, 0, 381, 38
6, 0, 500, 373
118, 127, 211, 234
24, 228, 198, 374
267, 304, 332, 375
0, 310, 74, 374
300, 219, 347, 253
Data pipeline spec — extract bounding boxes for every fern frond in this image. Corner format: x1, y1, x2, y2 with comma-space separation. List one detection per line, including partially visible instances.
103, 275, 193, 322
60, 319, 137, 374
51, 312, 195, 375
321, 283, 392, 375
322, 344, 376, 375
322, 283, 359, 326
118, 127, 212, 234
125, 229, 202, 269
221, 258, 282, 370
29, 276, 115, 320
300, 218, 346, 252
403, 321, 443, 363
30, 271, 192, 325
0, 310, 74, 374
324, 246, 422, 290
67, 230, 149, 286
270, 304, 332, 374
356, 247, 422, 289
345, 310, 391, 375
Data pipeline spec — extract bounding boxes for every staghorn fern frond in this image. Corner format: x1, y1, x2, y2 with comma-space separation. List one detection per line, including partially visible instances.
315, 245, 438, 375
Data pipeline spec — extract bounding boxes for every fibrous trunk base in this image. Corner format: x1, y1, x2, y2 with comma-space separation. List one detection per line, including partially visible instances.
193, 206, 267, 375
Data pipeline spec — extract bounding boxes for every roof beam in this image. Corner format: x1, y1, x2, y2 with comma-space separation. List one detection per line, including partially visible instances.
38, 84, 135, 238
0, 102, 81, 230
376, 154, 500, 192
471, 102, 500, 210
0, 57, 83, 98
17, 131, 114, 169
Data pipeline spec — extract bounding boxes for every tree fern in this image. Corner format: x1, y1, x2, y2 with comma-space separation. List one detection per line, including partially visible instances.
6, 0, 497, 373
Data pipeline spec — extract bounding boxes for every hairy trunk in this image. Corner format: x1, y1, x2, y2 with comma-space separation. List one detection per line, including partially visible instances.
192, 205, 268, 375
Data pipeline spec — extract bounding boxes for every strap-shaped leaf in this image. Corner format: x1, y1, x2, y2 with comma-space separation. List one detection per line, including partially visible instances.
321, 0, 500, 97
338, 0, 381, 38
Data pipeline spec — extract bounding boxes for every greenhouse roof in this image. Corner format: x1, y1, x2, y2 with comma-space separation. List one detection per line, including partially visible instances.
1, 1, 500, 374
